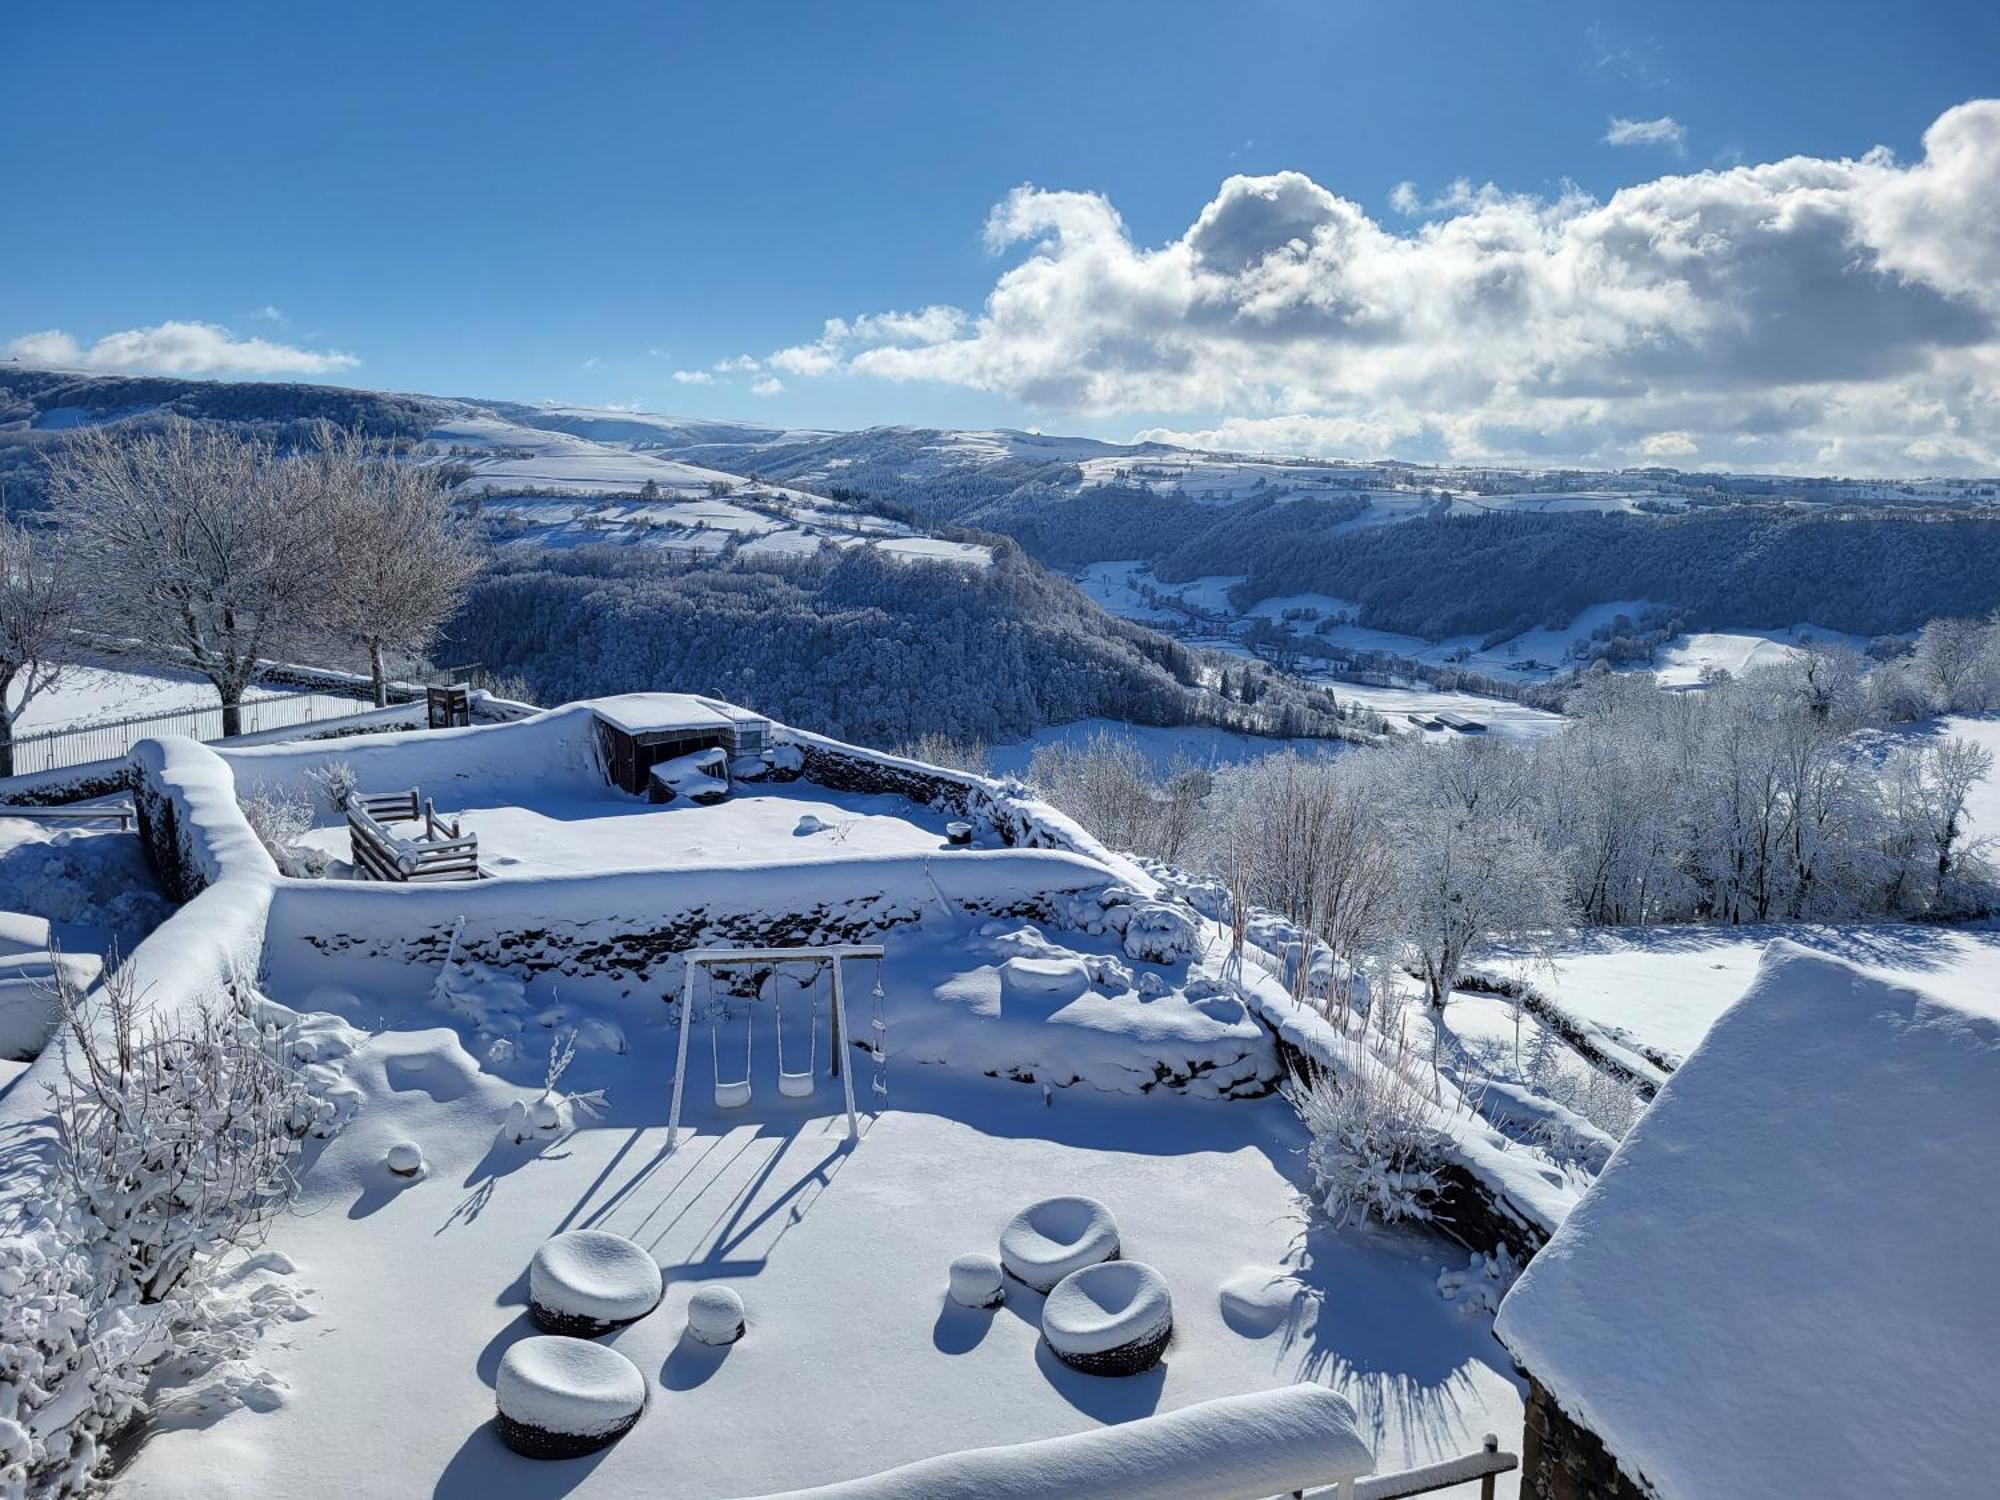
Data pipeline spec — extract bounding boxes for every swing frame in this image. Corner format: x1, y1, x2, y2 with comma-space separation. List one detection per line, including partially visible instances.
668, 945, 883, 1147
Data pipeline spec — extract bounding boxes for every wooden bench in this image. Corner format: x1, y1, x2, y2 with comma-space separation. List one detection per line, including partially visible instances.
347, 787, 480, 882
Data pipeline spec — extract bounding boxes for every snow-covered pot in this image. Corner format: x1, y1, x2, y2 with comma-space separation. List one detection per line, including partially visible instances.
686, 1284, 746, 1346
1040, 1261, 1174, 1376
495, 1336, 646, 1459
998, 1195, 1120, 1294
947, 1252, 1006, 1309
529, 1230, 663, 1337
384, 1141, 426, 1179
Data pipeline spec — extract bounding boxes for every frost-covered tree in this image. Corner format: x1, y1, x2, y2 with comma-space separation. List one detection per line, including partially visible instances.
1394, 810, 1569, 1012
308, 424, 484, 705
48, 420, 335, 736
0, 519, 74, 777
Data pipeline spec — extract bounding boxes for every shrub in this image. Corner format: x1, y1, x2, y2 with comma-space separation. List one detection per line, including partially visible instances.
1291, 1044, 1448, 1228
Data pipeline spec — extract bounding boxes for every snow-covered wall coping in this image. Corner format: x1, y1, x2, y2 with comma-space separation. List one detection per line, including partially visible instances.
735, 1384, 1373, 1500
779, 727, 1156, 895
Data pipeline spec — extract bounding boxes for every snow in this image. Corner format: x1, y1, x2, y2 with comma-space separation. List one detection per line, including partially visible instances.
685, 1285, 747, 1346
737, 1384, 1374, 1500
998, 1195, 1121, 1293
530, 1230, 663, 1327
1480, 922, 2000, 1070
1039, 1260, 1172, 1358
495, 1336, 647, 1436
1495, 943, 2000, 1498
1313, 682, 1567, 743
110, 999, 1524, 1499
947, 1253, 1006, 1309
1216, 1266, 1317, 1339
1651, 623, 1870, 687
1942, 714, 2000, 844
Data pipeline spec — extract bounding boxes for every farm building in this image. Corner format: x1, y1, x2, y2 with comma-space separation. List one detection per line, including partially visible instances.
1494, 943, 2000, 1498
590, 692, 773, 795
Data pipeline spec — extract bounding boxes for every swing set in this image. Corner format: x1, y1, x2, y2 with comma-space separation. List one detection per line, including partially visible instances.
667, 945, 887, 1147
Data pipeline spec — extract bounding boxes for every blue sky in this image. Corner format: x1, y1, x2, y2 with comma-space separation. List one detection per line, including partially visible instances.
5, 1, 1998, 471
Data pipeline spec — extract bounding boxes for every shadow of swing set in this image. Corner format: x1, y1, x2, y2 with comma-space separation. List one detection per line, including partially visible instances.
666, 946, 888, 1150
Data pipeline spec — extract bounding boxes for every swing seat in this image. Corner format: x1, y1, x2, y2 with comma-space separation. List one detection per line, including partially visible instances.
777, 1068, 817, 1100
714, 1078, 753, 1110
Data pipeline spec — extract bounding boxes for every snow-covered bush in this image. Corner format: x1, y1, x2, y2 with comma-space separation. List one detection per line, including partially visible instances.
1291, 1048, 1448, 1229
0, 964, 336, 1498
237, 787, 323, 879
303, 759, 358, 815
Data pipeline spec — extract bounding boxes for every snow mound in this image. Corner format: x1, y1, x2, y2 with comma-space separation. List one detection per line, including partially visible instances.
998, 956, 1090, 1011
529, 1230, 663, 1335
999, 1196, 1120, 1293
383, 1142, 426, 1179
1216, 1266, 1316, 1339
495, 1336, 646, 1458
733, 1384, 1374, 1500
686, 1285, 746, 1346
947, 1253, 1005, 1310
1119, 902, 1201, 964
1041, 1261, 1173, 1374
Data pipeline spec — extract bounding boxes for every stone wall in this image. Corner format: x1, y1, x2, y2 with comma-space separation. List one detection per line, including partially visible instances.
1518, 1379, 1655, 1500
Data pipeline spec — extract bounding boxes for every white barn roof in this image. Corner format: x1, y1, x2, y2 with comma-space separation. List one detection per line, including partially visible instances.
1494, 940, 2000, 1498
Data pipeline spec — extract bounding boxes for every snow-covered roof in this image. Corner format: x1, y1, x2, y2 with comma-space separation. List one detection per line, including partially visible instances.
582, 692, 767, 737
1494, 940, 2000, 1498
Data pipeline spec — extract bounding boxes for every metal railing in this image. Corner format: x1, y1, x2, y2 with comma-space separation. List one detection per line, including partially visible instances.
6, 691, 363, 776
0, 803, 136, 830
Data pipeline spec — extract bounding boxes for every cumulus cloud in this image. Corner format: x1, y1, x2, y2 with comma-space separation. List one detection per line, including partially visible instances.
749, 375, 784, 397
671, 369, 714, 385
1604, 115, 1686, 149
5, 320, 358, 377
746, 100, 2000, 473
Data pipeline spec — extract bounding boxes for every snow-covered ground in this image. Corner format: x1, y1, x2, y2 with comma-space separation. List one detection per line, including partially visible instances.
297, 782, 971, 879
1650, 624, 1869, 687
115, 915, 1526, 1500
1481, 922, 2000, 1071
1312, 683, 1567, 744
434, 409, 991, 568
8, 659, 361, 738
1942, 715, 2000, 844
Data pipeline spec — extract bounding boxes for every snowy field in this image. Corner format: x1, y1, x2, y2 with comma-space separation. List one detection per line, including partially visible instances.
115, 916, 1524, 1500
8, 659, 363, 738
1481, 922, 2000, 1072
1314, 683, 1567, 743
434, 411, 990, 568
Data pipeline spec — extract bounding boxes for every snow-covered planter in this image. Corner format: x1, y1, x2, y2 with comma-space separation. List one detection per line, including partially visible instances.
1040, 1261, 1174, 1376
998, 1196, 1120, 1294
383, 1142, 426, 1180
684, 1286, 745, 1347
528, 1231, 662, 1337
947, 1253, 1006, 1310
494, 1336, 646, 1459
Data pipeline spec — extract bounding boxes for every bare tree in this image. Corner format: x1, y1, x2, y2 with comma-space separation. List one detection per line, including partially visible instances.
0, 519, 75, 776
48, 420, 336, 736
308, 424, 484, 706
1395, 812, 1570, 1013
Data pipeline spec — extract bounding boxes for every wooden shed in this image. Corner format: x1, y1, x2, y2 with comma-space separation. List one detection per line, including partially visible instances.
590, 694, 774, 796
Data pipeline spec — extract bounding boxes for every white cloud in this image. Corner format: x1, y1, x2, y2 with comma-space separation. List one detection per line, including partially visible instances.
1604, 115, 1686, 150
713, 354, 762, 373
748, 100, 2000, 474
1640, 430, 1700, 458
749, 376, 784, 397
253, 304, 287, 325
5, 320, 359, 377
671, 369, 714, 385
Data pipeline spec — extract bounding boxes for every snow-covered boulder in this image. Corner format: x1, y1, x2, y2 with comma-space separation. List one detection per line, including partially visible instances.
947, 1253, 1006, 1310
999, 1196, 1120, 1294
1120, 902, 1201, 964
1041, 1261, 1174, 1375
685, 1285, 746, 1346
495, 1336, 646, 1459
528, 1230, 663, 1336
1217, 1265, 1316, 1339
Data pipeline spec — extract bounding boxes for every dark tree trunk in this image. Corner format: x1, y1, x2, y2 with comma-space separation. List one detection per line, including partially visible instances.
369, 639, 388, 708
